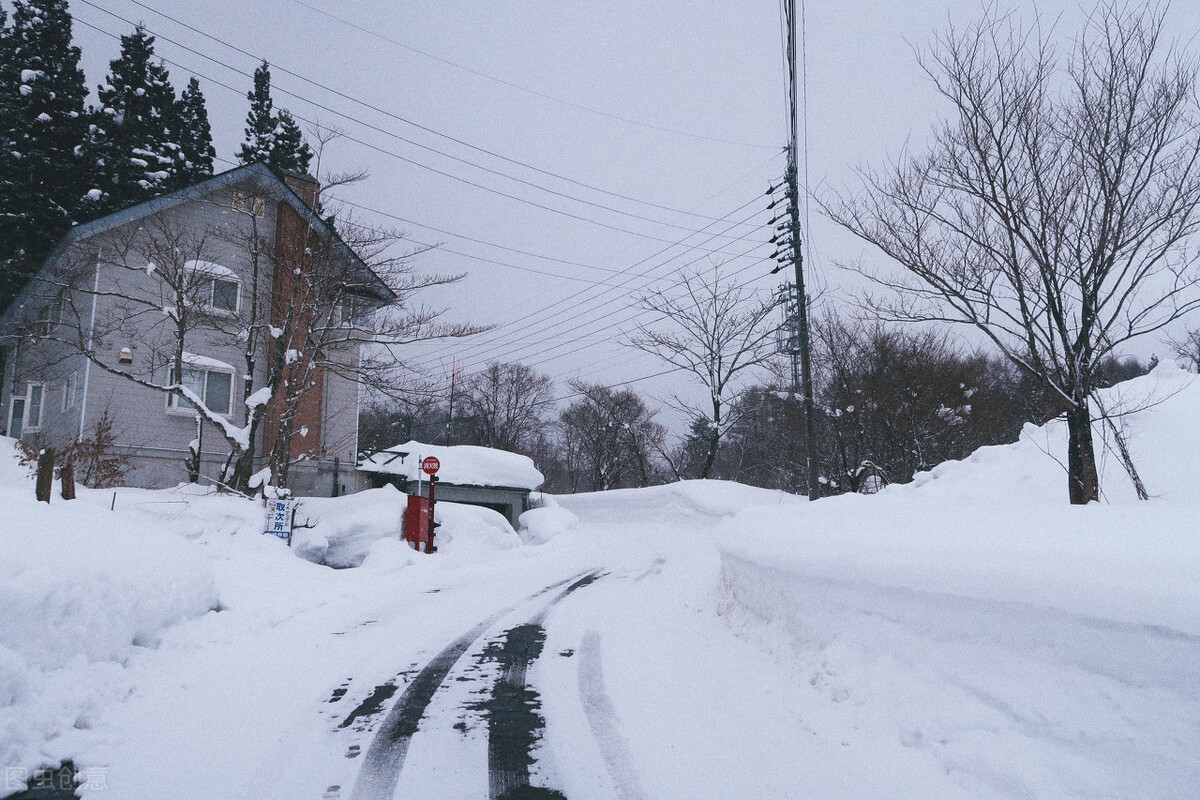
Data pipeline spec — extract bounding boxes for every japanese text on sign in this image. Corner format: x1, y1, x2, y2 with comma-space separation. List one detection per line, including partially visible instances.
264, 498, 294, 541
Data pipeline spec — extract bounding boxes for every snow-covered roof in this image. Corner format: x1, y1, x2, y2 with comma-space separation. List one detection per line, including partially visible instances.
0, 162, 394, 323
358, 440, 544, 491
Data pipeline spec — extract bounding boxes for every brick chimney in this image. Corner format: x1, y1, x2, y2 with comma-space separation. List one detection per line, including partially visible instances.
261, 170, 325, 460
282, 170, 320, 209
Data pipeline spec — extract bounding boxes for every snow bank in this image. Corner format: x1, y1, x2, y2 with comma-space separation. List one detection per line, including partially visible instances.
292, 486, 407, 568
293, 486, 521, 567
358, 440, 544, 490
0, 438, 219, 773
714, 365, 1200, 797
555, 478, 804, 526
720, 364, 1200, 630
434, 501, 522, 556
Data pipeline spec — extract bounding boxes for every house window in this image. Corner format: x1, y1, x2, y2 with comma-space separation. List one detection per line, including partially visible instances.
7, 383, 44, 437
232, 191, 266, 218
167, 367, 234, 415
201, 277, 240, 313
32, 294, 64, 337
185, 261, 241, 314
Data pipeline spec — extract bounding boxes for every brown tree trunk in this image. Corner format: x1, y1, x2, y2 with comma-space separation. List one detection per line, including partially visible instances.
1066, 399, 1100, 505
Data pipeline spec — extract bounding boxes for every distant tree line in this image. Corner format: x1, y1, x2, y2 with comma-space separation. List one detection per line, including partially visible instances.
357, 337, 1155, 496
0, 0, 313, 313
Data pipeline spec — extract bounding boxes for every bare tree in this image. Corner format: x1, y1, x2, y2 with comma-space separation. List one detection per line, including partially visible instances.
254, 207, 480, 492
458, 361, 555, 453
1168, 327, 1200, 371
824, 2, 1200, 503
558, 381, 665, 491
39, 218, 263, 482
628, 265, 782, 479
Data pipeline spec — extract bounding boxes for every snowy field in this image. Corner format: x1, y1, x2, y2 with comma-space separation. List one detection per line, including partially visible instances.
1, 364, 1198, 798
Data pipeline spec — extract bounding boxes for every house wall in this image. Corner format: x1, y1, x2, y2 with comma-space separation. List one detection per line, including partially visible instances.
75, 184, 279, 489
0, 336, 88, 454
1, 171, 372, 497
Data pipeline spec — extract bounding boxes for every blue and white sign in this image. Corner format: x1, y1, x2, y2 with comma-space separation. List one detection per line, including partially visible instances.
264, 498, 294, 542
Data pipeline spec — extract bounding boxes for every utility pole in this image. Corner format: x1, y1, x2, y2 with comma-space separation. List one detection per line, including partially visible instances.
771, 0, 821, 500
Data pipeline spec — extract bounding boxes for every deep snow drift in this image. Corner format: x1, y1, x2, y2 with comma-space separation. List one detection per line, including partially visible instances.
716, 363, 1200, 797
0, 363, 1196, 799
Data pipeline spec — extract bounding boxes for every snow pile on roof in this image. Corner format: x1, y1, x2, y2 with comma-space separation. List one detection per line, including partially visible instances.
358, 440, 544, 490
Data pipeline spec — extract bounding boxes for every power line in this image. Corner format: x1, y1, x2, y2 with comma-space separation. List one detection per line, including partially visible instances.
79, 13, 771, 259
119, 0, 766, 227
404, 194, 772, 373
410, 229, 774, 381
281, 0, 777, 152
78, 1, 763, 241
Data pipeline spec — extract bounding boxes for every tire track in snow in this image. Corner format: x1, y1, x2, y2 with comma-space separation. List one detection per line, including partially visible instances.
577, 631, 647, 800
347, 571, 598, 800
482, 571, 604, 800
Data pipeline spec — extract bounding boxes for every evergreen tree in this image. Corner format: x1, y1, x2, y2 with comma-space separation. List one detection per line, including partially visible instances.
271, 110, 312, 173
238, 61, 313, 174
86, 27, 185, 213
175, 76, 214, 183
238, 61, 274, 165
0, 0, 90, 312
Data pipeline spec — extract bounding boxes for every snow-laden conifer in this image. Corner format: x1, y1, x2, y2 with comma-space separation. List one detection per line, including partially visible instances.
85, 26, 185, 212
0, 0, 89, 312
238, 61, 313, 175
175, 76, 214, 184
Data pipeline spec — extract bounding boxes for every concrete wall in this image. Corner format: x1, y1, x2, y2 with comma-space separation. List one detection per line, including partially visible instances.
364, 473, 532, 528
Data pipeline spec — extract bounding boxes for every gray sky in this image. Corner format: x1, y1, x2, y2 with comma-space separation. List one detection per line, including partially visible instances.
67, 0, 1200, 431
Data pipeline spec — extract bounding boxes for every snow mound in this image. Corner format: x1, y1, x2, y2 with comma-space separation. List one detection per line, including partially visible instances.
713, 365, 1200, 798
719, 363, 1200, 635
908, 361, 1199, 504
359, 536, 421, 573
0, 436, 33, 487
292, 486, 407, 568
434, 502, 522, 556
293, 487, 521, 568
0, 437, 220, 772
518, 494, 579, 544
556, 479, 804, 527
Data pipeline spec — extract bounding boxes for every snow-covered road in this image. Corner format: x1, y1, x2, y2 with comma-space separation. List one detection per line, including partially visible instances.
6, 364, 1200, 800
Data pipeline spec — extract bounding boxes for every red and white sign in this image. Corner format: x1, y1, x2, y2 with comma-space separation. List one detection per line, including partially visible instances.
421, 456, 440, 475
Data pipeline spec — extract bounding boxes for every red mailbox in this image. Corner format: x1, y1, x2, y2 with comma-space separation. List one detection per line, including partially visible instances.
405, 494, 430, 551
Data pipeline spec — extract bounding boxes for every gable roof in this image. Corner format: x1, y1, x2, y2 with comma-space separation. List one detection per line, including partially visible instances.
1, 162, 394, 323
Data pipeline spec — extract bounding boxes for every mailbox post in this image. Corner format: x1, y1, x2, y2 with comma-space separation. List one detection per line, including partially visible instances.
421, 456, 440, 553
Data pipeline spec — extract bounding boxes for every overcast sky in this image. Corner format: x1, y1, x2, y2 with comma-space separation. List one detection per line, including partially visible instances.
64, 0, 1200, 432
